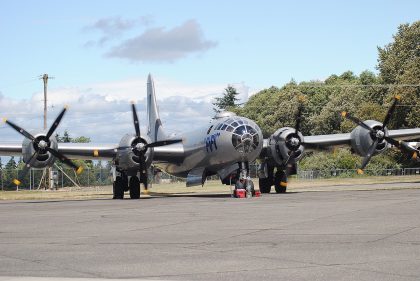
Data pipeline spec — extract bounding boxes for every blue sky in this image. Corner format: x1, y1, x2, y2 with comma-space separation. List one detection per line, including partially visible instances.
0, 0, 419, 142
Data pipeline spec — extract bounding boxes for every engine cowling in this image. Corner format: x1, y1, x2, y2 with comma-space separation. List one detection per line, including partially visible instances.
267, 127, 305, 166
22, 133, 57, 168
350, 120, 389, 157
116, 134, 153, 171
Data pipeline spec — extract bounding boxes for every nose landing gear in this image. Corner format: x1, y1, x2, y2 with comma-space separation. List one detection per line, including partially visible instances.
233, 162, 260, 198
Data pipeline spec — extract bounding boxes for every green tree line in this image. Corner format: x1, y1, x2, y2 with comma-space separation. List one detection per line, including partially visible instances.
227, 21, 420, 171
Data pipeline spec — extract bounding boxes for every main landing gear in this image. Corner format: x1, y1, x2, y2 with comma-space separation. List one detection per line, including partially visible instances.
112, 169, 143, 199
258, 165, 288, 194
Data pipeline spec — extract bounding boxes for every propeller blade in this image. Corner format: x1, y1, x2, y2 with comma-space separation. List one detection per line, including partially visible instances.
3, 118, 36, 141
141, 169, 148, 191
283, 150, 296, 167
131, 103, 141, 138
359, 138, 379, 173
138, 153, 148, 191
341, 112, 374, 133
46, 106, 67, 139
295, 104, 303, 134
382, 95, 400, 128
45, 147, 83, 174
145, 139, 183, 148
12, 151, 39, 186
384, 136, 420, 159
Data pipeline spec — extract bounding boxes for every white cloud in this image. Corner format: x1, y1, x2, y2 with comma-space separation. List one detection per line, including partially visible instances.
83, 16, 153, 47
106, 20, 217, 63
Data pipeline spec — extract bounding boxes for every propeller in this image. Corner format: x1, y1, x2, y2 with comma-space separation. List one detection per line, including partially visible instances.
3, 107, 83, 186
120, 102, 183, 191
341, 95, 417, 174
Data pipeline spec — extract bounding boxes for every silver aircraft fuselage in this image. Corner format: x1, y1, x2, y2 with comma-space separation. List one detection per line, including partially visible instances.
155, 113, 263, 177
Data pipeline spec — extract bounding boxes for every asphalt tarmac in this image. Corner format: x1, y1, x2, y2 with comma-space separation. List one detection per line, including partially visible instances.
1, 184, 420, 281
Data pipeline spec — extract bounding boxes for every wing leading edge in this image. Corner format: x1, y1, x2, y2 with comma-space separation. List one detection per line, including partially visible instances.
302, 128, 420, 151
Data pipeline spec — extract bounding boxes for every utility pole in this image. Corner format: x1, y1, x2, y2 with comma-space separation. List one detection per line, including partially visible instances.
40, 74, 54, 189
42, 74, 48, 131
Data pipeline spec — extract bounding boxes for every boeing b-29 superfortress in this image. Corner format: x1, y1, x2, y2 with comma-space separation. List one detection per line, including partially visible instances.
1, 74, 419, 198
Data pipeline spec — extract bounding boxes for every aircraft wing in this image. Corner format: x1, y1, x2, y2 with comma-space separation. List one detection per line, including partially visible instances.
303, 128, 420, 151
387, 129, 420, 140
0, 143, 23, 156
0, 141, 186, 161
56, 143, 118, 160
303, 133, 351, 151
0, 142, 118, 160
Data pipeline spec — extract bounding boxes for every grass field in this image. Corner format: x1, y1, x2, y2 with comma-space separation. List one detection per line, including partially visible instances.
0, 175, 419, 201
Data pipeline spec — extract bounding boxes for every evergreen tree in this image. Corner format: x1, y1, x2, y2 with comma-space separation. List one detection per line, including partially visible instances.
213, 85, 240, 113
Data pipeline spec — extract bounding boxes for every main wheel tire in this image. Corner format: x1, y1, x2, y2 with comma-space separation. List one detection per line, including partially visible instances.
113, 176, 124, 199
129, 176, 141, 199
122, 174, 129, 192
258, 178, 272, 193
274, 170, 287, 193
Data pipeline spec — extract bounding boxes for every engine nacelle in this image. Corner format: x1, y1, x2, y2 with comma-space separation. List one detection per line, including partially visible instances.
267, 127, 305, 166
116, 134, 153, 172
350, 120, 389, 157
22, 133, 57, 168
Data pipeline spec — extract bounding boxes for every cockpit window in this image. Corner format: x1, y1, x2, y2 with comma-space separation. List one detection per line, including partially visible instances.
226, 125, 234, 132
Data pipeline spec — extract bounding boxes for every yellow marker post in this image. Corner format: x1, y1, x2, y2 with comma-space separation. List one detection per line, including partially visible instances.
76, 166, 84, 175
93, 150, 99, 157
13, 179, 21, 186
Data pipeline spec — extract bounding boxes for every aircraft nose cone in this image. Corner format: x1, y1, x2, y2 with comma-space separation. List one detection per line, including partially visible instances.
232, 125, 260, 154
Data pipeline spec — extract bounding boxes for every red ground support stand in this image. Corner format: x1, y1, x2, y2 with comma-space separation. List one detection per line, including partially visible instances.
233, 189, 261, 198
234, 189, 246, 198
